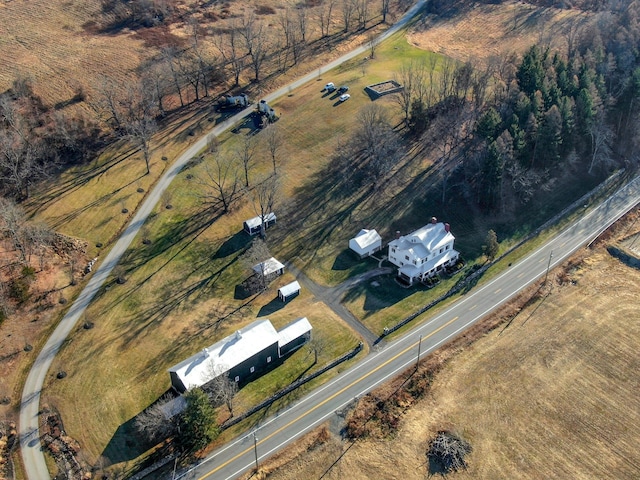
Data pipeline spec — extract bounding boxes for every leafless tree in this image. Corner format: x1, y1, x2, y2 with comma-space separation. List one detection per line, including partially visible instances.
202, 361, 238, 417
355, 103, 403, 181
188, 18, 217, 99
0, 128, 42, 199
177, 49, 203, 102
236, 135, 257, 188
95, 78, 125, 130
306, 336, 326, 365
214, 20, 244, 87
394, 60, 428, 125
296, 5, 308, 43
588, 113, 615, 174
240, 14, 269, 82
126, 113, 157, 175
367, 31, 379, 59
251, 174, 280, 239
242, 237, 272, 291
355, 0, 369, 30
161, 46, 185, 107
195, 155, 241, 214
381, 0, 391, 23
318, 0, 335, 37
0, 196, 27, 264
264, 124, 283, 174
142, 61, 171, 116
342, 0, 356, 32
134, 394, 180, 443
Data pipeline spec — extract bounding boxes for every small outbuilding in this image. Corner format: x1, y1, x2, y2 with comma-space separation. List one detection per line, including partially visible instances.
278, 280, 301, 302
278, 317, 312, 357
253, 257, 285, 277
349, 229, 382, 258
244, 212, 277, 236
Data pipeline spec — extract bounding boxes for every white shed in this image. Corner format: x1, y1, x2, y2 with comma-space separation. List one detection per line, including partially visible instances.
244, 212, 277, 236
278, 280, 301, 302
349, 229, 382, 258
253, 257, 285, 277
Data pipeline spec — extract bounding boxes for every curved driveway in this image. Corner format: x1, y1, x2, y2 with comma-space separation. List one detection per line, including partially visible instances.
19, 1, 428, 478
175, 174, 640, 480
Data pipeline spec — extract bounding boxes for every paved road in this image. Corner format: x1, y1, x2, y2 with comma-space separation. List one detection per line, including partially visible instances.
18, 2, 429, 478
174, 174, 640, 480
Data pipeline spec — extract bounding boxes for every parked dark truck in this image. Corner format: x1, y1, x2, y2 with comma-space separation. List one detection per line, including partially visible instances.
216, 93, 250, 111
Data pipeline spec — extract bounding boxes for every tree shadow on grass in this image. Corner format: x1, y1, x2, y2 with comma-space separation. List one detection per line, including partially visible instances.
213, 230, 252, 259
342, 273, 426, 314
101, 415, 146, 466
257, 296, 285, 317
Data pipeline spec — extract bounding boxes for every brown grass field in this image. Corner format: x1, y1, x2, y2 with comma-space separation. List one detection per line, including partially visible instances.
243, 208, 640, 480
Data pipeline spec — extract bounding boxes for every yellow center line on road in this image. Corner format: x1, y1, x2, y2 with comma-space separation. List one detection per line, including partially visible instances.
200, 314, 462, 479
468, 305, 477, 310
494, 288, 502, 294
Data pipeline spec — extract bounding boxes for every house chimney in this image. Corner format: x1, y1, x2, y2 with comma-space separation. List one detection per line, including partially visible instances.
444, 223, 450, 232
395, 230, 401, 239
431, 216, 437, 224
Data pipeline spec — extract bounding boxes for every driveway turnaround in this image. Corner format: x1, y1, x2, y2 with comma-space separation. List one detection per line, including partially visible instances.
174, 174, 640, 480
18, 1, 429, 478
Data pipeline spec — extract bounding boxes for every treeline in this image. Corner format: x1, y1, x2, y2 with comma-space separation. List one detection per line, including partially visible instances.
391, 0, 640, 214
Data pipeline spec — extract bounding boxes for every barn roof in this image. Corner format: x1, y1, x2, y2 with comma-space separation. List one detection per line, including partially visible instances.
253, 257, 285, 276
168, 319, 279, 391
349, 229, 382, 255
244, 212, 276, 229
278, 280, 301, 297
278, 317, 312, 347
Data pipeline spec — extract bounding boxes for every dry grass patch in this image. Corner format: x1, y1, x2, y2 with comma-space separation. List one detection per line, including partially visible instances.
408, 0, 596, 64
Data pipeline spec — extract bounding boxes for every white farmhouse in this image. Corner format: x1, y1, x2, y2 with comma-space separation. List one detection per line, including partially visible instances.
387, 218, 459, 285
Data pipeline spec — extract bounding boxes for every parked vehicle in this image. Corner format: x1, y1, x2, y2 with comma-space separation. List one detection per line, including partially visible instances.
337, 86, 349, 94
339, 93, 351, 102
216, 93, 250, 111
324, 82, 336, 92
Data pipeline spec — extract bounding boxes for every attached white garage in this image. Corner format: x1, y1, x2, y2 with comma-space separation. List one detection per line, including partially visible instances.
349, 229, 382, 258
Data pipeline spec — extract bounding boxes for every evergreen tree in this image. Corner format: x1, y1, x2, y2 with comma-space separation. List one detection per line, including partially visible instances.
475, 107, 502, 141
539, 105, 563, 167
178, 388, 220, 454
517, 46, 546, 96
483, 229, 499, 261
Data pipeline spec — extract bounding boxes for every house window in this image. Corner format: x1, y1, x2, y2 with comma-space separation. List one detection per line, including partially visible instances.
234, 376, 240, 382
405, 255, 410, 261
413, 260, 417, 265
446, 245, 450, 250
250, 366, 255, 373
267, 356, 272, 363
391, 247, 396, 253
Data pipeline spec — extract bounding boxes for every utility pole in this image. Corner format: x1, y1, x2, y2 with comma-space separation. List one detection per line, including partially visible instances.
544, 250, 553, 287
253, 432, 259, 470
416, 335, 422, 369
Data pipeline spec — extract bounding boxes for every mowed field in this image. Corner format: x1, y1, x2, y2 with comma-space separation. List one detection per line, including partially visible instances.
248, 210, 640, 480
